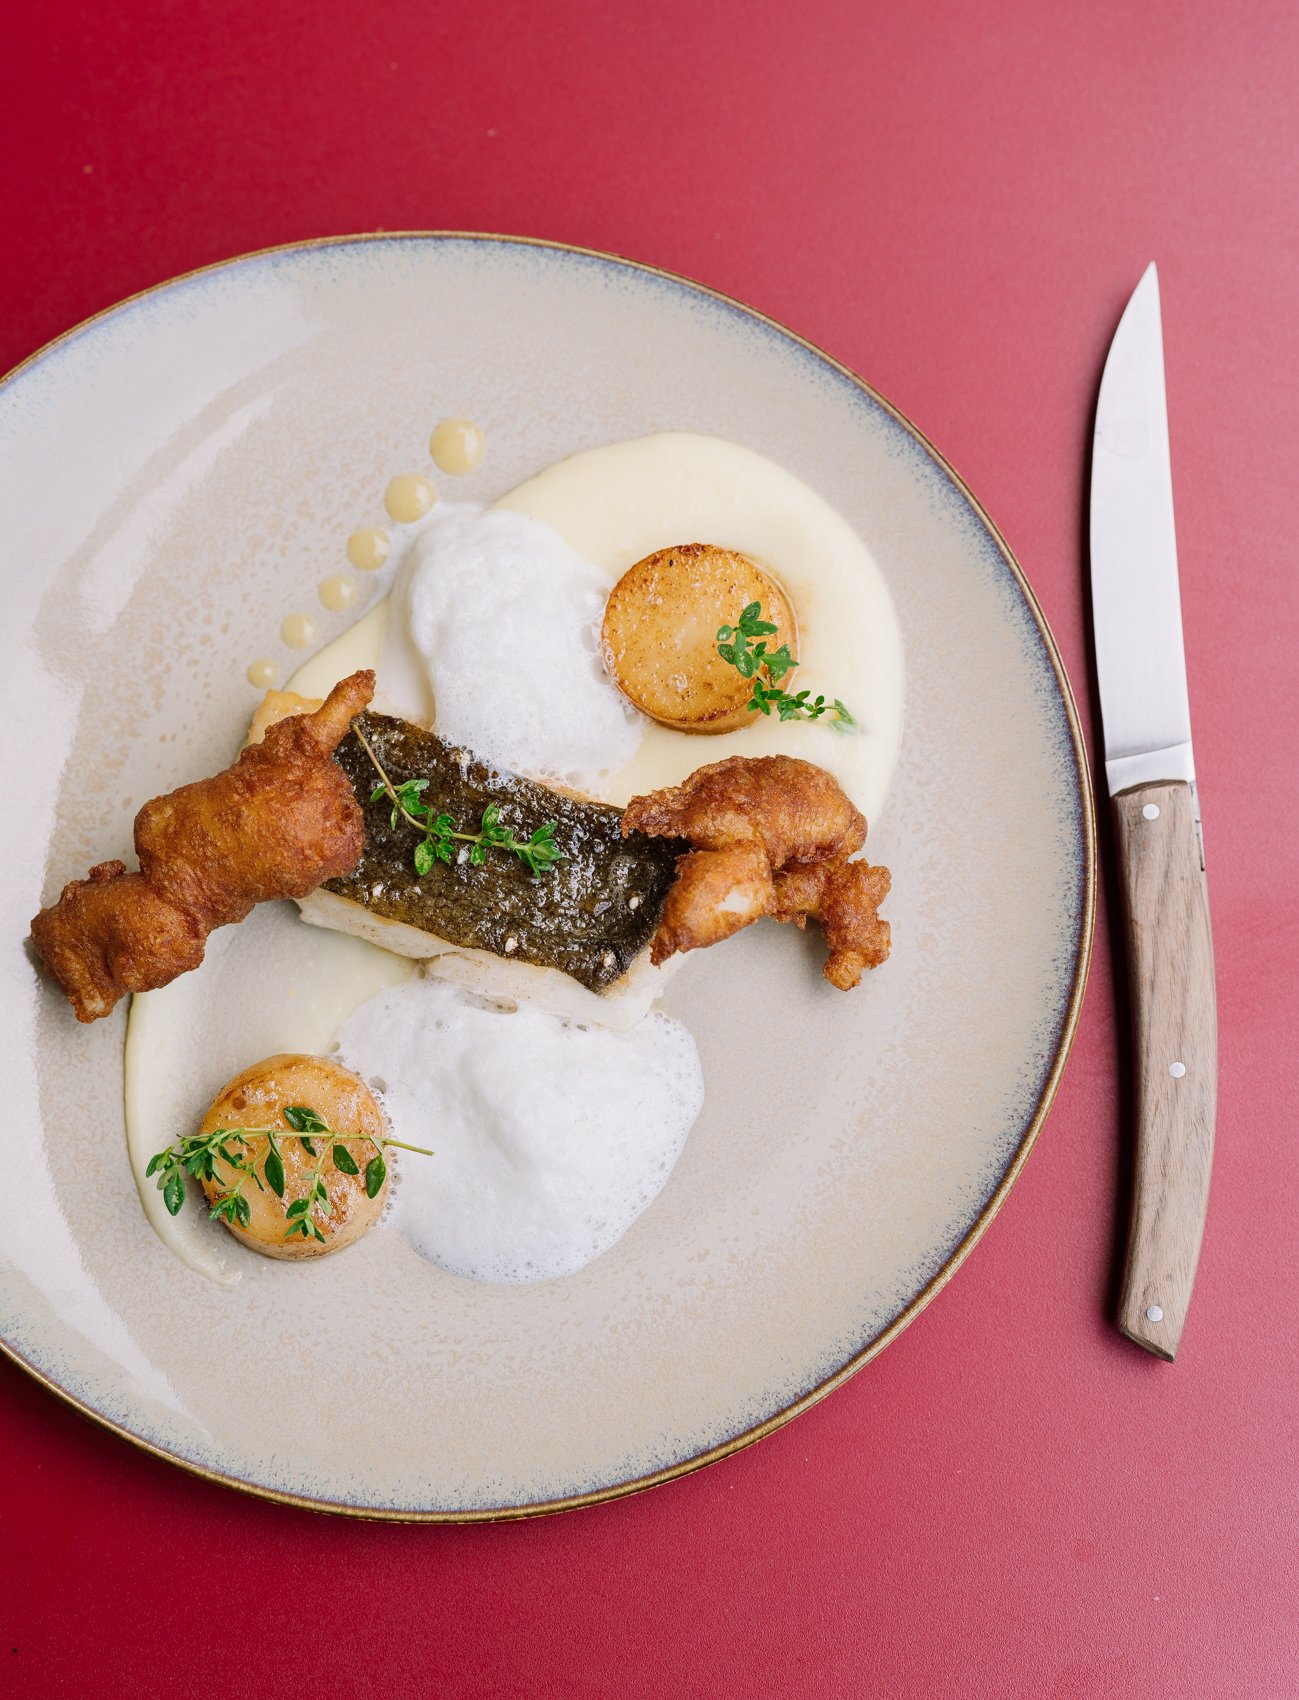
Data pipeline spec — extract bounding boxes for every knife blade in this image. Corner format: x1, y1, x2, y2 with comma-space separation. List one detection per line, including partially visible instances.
1090, 263, 1217, 1361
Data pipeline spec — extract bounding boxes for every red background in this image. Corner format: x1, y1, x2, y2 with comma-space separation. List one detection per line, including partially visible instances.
4, 3, 1297, 1695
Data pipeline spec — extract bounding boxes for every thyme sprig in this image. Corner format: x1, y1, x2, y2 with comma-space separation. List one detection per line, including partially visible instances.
353, 725, 563, 879
146, 1103, 432, 1244
716, 602, 857, 731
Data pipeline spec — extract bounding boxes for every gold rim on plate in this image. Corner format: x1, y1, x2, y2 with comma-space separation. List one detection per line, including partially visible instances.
0, 231, 1096, 1521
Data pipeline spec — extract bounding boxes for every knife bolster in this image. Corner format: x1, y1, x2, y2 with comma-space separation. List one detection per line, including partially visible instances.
1112, 780, 1217, 1361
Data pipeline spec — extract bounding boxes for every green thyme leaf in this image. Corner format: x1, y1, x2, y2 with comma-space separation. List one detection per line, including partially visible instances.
264, 1146, 285, 1198
209, 1191, 248, 1227
284, 1105, 329, 1134
764, 644, 797, 682
353, 731, 565, 882
149, 1101, 427, 1241
716, 603, 856, 731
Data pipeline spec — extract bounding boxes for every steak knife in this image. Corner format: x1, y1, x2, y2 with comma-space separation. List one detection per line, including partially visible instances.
1090, 263, 1217, 1362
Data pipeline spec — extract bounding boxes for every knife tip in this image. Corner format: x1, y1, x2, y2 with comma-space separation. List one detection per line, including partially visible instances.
1116, 263, 1162, 333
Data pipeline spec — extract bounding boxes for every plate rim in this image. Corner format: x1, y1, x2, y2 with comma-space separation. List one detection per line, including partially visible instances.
0, 230, 1096, 1521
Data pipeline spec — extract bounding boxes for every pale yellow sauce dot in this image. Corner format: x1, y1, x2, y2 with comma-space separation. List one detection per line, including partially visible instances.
346, 525, 391, 573
246, 658, 278, 689
280, 613, 318, 650
384, 474, 436, 523
429, 417, 485, 475
319, 574, 360, 613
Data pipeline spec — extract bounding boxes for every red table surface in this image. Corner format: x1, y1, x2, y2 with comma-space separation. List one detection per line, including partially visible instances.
4, 2, 1297, 1695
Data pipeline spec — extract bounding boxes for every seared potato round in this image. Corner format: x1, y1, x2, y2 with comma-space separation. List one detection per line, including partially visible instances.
198, 1053, 388, 1260
600, 543, 798, 733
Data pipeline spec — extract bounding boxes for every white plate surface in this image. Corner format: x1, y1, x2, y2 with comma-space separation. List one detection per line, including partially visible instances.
0, 236, 1092, 1517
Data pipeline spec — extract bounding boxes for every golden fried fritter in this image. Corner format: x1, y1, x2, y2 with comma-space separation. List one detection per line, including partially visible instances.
772, 857, 892, 990
623, 753, 866, 864
653, 841, 776, 962
30, 671, 374, 1023
622, 754, 891, 989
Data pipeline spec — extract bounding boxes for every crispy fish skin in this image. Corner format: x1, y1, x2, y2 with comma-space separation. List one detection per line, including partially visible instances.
30, 671, 374, 1022
622, 754, 891, 989
325, 713, 680, 994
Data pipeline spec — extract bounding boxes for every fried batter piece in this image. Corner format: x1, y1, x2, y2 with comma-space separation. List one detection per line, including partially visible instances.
622, 754, 891, 990
770, 857, 892, 990
30, 671, 375, 1023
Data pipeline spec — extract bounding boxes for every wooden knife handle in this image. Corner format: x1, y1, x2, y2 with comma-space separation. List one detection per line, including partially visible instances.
1113, 781, 1217, 1360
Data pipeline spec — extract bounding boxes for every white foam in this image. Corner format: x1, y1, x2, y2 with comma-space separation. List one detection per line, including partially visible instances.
386, 503, 643, 792
337, 975, 703, 1283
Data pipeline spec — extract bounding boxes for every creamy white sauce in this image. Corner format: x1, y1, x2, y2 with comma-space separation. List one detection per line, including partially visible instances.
125, 432, 904, 1283
499, 434, 904, 820
379, 503, 643, 791
291, 600, 389, 701
338, 976, 703, 1283
292, 433, 904, 822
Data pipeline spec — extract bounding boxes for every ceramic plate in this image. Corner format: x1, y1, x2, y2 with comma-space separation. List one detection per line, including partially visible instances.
0, 235, 1092, 1518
